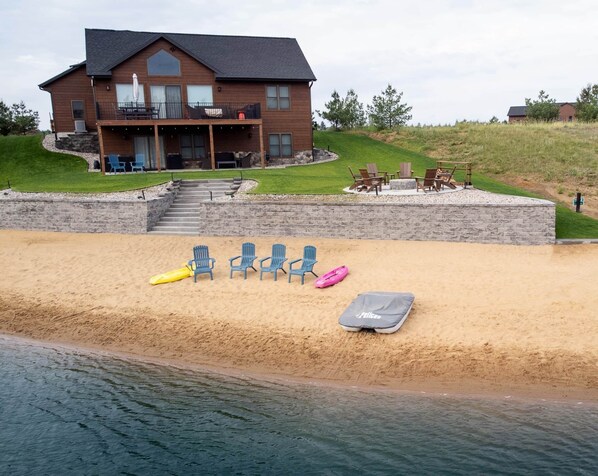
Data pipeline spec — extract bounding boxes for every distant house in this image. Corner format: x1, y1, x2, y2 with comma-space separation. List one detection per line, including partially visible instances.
507, 103, 576, 123
39, 28, 316, 172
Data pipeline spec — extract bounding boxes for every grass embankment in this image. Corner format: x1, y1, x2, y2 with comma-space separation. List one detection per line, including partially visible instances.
1, 132, 597, 238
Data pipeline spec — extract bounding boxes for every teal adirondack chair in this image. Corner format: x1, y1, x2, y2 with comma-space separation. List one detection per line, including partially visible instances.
259, 244, 287, 281
131, 153, 145, 172
188, 245, 216, 282
108, 153, 126, 173
288, 245, 318, 284
229, 242, 257, 279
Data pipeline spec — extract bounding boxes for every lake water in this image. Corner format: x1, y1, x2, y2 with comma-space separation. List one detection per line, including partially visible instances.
0, 335, 596, 475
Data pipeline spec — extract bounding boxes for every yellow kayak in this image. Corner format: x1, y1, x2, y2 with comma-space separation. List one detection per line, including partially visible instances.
149, 265, 193, 285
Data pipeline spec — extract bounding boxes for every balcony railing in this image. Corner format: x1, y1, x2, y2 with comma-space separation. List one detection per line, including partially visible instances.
95, 102, 262, 121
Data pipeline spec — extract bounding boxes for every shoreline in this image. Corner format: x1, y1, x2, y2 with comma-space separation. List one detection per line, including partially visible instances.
1, 230, 597, 403
1, 332, 595, 405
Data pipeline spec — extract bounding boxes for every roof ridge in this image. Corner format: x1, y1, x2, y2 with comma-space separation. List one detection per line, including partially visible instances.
85, 27, 297, 42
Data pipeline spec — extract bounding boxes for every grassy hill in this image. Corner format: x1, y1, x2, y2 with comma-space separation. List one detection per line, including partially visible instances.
1, 131, 598, 238
365, 122, 598, 219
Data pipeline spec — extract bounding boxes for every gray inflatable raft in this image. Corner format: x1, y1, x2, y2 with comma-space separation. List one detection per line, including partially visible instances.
339, 292, 415, 333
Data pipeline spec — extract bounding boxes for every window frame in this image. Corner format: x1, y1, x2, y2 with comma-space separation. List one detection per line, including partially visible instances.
266, 85, 291, 111
268, 133, 293, 158
71, 100, 85, 120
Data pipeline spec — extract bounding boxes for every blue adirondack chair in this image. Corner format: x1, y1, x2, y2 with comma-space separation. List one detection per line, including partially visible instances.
229, 242, 257, 279
259, 244, 287, 281
131, 153, 145, 172
188, 245, 216, 282
108, 153, 126, 173
288, 245, 318, 284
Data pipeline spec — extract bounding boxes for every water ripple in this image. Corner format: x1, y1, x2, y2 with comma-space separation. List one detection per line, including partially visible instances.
0, 335, 596, 475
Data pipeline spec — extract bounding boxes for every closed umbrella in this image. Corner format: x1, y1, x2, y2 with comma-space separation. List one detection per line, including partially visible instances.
132, 73, 139, 105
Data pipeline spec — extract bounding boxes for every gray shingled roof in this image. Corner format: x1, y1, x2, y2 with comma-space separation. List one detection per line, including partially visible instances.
38, 61, 86, 89
85, 28, 316, 81
507, 106, 528, 116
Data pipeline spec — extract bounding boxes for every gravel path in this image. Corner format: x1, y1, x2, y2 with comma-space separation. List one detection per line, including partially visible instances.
42, 134, 100, 172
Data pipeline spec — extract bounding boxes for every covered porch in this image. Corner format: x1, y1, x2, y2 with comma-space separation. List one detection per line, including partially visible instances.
97, 118, 265, 174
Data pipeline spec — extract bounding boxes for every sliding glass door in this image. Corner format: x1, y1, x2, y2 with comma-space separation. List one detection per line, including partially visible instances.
150, 85, 182, 119
134, 135, 165, 169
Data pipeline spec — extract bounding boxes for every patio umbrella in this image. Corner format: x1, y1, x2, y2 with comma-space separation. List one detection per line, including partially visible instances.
132, 73, 139, 105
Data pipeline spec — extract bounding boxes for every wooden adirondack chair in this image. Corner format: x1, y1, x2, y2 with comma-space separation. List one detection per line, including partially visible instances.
358, 168, 383, 193
366, 163, 389, 184
288, 245, 318, 284
397, 162, 413, 179
348, 166, 365, 190
188, 245, 216, 281
229, 242, 258, 279
415, 168, 441, 192
435, 166, 457, 189
259, 244, 287, 281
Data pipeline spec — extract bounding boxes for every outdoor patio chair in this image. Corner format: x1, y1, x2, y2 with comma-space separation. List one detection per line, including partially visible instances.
358, 168, 383, 193
131, 153, 145, 172
108, 153, 126, 173
288, 245, 318, 284
435, 166, 457, 189
188, 245, 216, 282
366, 163, 390, 184
398, 162, 414, 179
415, 168, 441, 192
229, 242, 257, 279
348, 166, 365, 190
259, 243, 287, 281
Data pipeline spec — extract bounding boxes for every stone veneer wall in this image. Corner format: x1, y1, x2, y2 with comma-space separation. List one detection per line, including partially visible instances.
0, 195, 555, 244
195, 201, 555, 245
0, 192, 175, 234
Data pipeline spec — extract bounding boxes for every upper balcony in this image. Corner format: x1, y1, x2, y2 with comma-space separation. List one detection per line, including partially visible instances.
95, 102, 262, 122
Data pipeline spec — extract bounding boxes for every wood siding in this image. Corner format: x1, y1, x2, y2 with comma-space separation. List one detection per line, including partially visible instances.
44, 37, 313, 154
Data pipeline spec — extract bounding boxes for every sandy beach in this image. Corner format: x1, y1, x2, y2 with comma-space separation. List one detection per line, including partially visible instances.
1, 229, 597, 401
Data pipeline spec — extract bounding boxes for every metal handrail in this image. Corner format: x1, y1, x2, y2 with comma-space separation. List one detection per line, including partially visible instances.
96, 102, 261, 121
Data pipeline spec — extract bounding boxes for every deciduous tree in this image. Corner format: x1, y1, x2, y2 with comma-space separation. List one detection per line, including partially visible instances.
575, 83, 598, 122
525, 90, 559, 122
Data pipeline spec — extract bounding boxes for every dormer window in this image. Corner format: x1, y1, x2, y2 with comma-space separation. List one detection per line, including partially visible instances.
147, 50, 181, 76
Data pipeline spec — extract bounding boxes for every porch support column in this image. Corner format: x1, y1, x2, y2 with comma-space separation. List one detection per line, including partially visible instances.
259, 124, 265, 169
209, 124, 215, 170
154, 123, 161, 172
98, 124, 106, 175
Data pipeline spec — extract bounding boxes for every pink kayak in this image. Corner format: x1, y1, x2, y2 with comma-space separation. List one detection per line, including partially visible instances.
315, 265, 349, 288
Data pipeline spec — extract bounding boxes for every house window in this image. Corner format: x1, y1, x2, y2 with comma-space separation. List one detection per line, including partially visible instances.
71, 100, 84, 119
187, 85, 213, 105
269, 133, 292, 157
150, 85, 182, 118
180, 134, 206, 159
116, 84, 145, 105
147, 50, 181, 76
266, 85, 290, 110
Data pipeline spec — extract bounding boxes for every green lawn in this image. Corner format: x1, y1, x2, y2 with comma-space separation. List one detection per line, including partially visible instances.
1, 132, 597, 238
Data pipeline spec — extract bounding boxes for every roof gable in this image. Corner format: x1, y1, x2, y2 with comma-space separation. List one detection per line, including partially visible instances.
39, 61, 86, 89
85, 28, 316, 82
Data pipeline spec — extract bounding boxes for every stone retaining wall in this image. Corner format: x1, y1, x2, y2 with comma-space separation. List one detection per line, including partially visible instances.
0, 194, 555, 244
196, 201, 555, 245
0, 192, 175, 234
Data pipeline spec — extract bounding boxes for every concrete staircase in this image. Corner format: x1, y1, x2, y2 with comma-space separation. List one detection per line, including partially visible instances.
148, 179, 240, 235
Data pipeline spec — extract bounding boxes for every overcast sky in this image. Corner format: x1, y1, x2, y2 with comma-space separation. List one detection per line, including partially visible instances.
1, 0, 597, 130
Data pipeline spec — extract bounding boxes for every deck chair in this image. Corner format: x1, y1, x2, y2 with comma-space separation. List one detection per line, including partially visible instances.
366, 163, 389, 184
435, 166, 457, 189
229, 242, 257, 279
288, 245, 318, 284
188, 245, 216, 282
108, 154, 126, 173
131, 153, 145, 172
347, 166, 365, 190
415, 168, 441, 192
358, 168, 383, 193
397, 162, 413, 179
259, 244, 287, 281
